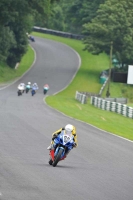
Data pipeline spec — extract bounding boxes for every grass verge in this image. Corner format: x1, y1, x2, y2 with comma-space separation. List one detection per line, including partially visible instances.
33, 32, 133, 141
0, 33, 132, 141
0, 45, 34, 83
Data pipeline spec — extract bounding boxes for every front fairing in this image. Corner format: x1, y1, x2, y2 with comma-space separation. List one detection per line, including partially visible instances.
32, 86, 37, 90
54, 131, 74, 151
26, 85, 31, 89
44, 87, 48, 90
18, 86, 24, 90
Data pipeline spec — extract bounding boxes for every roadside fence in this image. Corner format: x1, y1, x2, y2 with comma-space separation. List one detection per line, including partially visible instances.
33, 26, 84, 40
91, 96, 133, 119
99, 78, 108, 96
75, 91, 100, 104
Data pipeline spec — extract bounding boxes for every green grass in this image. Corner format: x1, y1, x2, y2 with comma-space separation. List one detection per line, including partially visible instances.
33, 32, 109, 93
0, 45, 34, 83
46, 95, 133, 139
33, 32, 133, 141
0, 32, 132, 140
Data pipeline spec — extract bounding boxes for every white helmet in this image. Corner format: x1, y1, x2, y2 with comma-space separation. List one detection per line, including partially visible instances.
65, 124, 73, 133
28, 82, 31, 85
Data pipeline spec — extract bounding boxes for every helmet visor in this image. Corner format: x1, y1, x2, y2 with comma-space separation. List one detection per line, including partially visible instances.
65, 130, 72, 136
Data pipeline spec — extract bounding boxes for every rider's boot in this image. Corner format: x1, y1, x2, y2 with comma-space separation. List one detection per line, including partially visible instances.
47, 143, 55, 150
65, 150, 70, 157
47, 145, 52, 150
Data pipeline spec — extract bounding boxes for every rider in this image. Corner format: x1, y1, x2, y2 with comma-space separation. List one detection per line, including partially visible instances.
47, 124, 78, 153
26, 82, 31, 88
43, 84, 49, 94
32, 83, 39, 91
26, 82, 31, 89
17, 83, 25, 93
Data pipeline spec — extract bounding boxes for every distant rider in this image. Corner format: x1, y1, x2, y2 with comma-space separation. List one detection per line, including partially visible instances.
26, 82, 31, 89
47, 124, 78, 155
32, 83, 39, 91
25, 82, 31, 93
17, 83, 25, 93
43, 84, 49, 94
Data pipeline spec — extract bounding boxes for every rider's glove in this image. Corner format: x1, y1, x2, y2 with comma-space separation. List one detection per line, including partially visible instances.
52, 134, 58, 140
73, 142, 77, 148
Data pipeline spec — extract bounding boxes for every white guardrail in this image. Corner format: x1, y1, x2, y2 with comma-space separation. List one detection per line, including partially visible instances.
75, 78, 108, 104
75, 92, 132, 119
75, 78, 133, 118
75, 91, 87, 104
91, 96, 133, 119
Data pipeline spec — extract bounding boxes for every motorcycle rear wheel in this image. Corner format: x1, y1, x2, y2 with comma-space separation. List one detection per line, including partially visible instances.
18, 91, 22, 96
26, 89, 29, 93
52, 148, 64, 167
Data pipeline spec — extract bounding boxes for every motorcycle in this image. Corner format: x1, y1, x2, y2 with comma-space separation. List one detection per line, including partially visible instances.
26, 88, 30, 93
29, 36, 35, 42
48, 130, 75, 167
17, 85, 25, 96
43, 88, 48, 95
43, 84, 49, 95
31, 88, 36, 96
26, 85, 31, 93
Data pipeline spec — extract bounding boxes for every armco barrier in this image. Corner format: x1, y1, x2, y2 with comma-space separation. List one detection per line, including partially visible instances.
106, 101, 111, 111
116, 103, 122, 114
75, 91, 100, 104
33, 26, 84, 40
75, 91, 87, 104
101, 100, 106, 110
104, 97, 127, 104
91, 96, 133, 119
110, 102, 116, 112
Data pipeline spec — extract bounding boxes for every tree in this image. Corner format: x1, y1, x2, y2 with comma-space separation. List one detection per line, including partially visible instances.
0, 26, 16, 62
47, 4, 66, 31
43, 0, 104, 34
64, 0, 105, 33
0, 0, 60, 67
35, 2, 66, 31
83, 0, 133, 65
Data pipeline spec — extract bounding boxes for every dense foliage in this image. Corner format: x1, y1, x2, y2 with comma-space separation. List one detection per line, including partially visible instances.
42, 0, 104, 33
1, 0, 133, 68
83, 0, 133, 65
44, 0, 133, 65
0, 0, 58, 67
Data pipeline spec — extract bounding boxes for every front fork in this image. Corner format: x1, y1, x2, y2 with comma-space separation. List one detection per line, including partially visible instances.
54, 147, 65, 159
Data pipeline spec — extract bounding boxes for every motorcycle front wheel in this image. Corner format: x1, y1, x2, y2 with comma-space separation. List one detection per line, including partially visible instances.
31, 90, 35, 96
26, 89, 29, 93
43, 89, 47, 95
49, 158, 53, 165
52, 148, 64, 167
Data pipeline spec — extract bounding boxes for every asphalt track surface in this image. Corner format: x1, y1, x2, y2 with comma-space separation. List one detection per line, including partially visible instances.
0, 37, 133, 200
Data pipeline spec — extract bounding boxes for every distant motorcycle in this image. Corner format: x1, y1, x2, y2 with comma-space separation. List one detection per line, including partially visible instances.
26, 88, 30, 93
48, 130, 75, 167
31, 89, 36, 96
43, 84, 49, 95
29, 36, 35, 42
43, 88, 48, 95
31, 84, 38, 96
17, 84, 25, 96
25, 85, 31, 93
